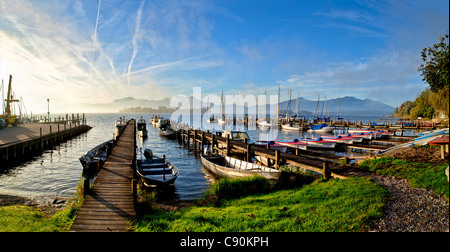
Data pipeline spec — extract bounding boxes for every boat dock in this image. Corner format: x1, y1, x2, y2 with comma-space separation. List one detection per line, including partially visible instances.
70, 119, 136, 232
0, 118, 91, 168
169, 121, 377, 179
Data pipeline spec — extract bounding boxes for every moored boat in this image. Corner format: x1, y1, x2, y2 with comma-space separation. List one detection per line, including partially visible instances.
254, 141, 288, 152
221, 130, 250, 142
281, 123, 303, 131
201, 154, 281, 180
320, 135, 354, 144
274, 139, 308, 150
136, 149, 179, 187
114, 117, 127, 138
308, 123, 334, 133
137, 117, 148, 138
159, 127, 177, 139
297, 137, 336, 149
79, 139, 113, 177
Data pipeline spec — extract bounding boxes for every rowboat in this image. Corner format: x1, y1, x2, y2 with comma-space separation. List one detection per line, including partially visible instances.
320, 135, 354, 144
136, 149, 179, 187
79, 139, 113, 177
297, 137, 336, 149
159, 127, 177, 139
274, 139, 307, 150
201, 154, 281, 180
322, 134, 364, 143
308, 123, 334, 133
254, 141, 288, 152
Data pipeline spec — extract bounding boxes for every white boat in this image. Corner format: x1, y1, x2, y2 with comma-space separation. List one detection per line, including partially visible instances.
274, 139, 308, 150
258, 121, 273, 129
114, 117, 127, 138
253, 141, 288, 152
221, 130, 250, 142
297, 137, 336, 149
320, 135, 353, 144
323, 134, 364, 143
308, 123, 334, 133
155, 118, 168, 129
218, 116, 226, 125
281, 123, 302, 131
137, 117, 148, 138
201, 154, 281, 180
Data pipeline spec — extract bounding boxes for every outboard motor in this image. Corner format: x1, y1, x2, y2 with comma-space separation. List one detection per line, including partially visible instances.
144, 149, 153, 160
203, 146, 211, 156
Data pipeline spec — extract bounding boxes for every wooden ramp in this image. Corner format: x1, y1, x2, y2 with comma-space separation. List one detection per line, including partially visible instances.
70, 120, 136, 232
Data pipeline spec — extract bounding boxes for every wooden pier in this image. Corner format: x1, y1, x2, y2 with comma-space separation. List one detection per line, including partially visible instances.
0, 120, 92, 168
170, 121, 378, 179
70, 119, 136, 232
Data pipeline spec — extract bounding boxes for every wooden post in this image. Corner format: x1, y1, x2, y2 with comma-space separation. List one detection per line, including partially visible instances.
83, 179, 90, 198
275, 150, 280, 169
246, 144, 251, 162
201, 131, 205, 154
322, 161, 330, 180
226, 134, 230, 156
211, 134, 216, 154
187, 129, 190, 150
193, 130, 198, 155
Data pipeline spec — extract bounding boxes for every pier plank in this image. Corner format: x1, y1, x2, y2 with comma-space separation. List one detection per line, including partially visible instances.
70, 120, 136, 232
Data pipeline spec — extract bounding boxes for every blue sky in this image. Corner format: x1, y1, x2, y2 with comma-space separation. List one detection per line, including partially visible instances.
0, 0, 448, 113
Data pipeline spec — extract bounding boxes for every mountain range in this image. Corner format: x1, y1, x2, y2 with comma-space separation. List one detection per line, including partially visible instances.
73, 96, 394, 116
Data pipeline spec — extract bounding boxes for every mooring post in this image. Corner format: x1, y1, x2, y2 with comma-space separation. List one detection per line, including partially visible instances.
275, 150, 280, 169
246, 144, 251, 162
211, 134, 216, 154
322, 161, 330, 180
226, 134, 230, 156
193, 130, 198, 155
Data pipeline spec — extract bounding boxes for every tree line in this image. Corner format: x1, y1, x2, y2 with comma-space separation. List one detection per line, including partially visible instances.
394, 33, 449, 120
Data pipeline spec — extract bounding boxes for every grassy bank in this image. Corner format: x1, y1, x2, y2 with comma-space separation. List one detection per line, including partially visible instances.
359, 156, 449, 199
135, 176, 389, 232
0, 180, 84, 232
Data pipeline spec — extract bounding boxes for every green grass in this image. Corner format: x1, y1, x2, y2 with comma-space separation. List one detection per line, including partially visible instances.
135, 177, 389, 232
0, 179, 85, 232
359, 157, 449, 199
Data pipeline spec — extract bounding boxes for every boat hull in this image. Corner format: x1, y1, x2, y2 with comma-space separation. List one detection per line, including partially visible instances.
136, 157, 179, 187
201, 155, 281, 180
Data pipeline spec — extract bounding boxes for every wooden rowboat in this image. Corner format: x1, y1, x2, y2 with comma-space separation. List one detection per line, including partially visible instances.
136, 149, 179, 187
201, 154, 281, 180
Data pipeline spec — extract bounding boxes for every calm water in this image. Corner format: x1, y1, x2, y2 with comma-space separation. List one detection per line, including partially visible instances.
0, 113, 413, 201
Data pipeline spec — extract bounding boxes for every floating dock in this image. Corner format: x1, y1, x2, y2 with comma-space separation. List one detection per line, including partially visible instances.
70, 119, 136, 232
0, 121, 92, 168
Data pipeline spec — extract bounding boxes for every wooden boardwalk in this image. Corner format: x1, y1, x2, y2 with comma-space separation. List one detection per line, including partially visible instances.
70, 120, 136, 232
0, 122, 92, 167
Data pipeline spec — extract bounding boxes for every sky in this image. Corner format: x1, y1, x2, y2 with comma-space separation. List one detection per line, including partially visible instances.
0, 0, 449, 113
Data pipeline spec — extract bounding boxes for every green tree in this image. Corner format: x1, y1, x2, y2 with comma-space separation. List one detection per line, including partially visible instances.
418, 33, 449, 92
409, 89, 435, 119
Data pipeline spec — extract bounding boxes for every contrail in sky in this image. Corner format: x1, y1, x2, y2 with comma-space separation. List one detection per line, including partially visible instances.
92, 0, 102, 62
127, 0, 146, 86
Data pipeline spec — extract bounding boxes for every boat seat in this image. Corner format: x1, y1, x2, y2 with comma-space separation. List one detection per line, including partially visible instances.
141, 169, 173, 175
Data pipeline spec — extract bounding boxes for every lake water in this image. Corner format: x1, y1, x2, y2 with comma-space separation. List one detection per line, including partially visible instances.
0, 113, 412, 201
